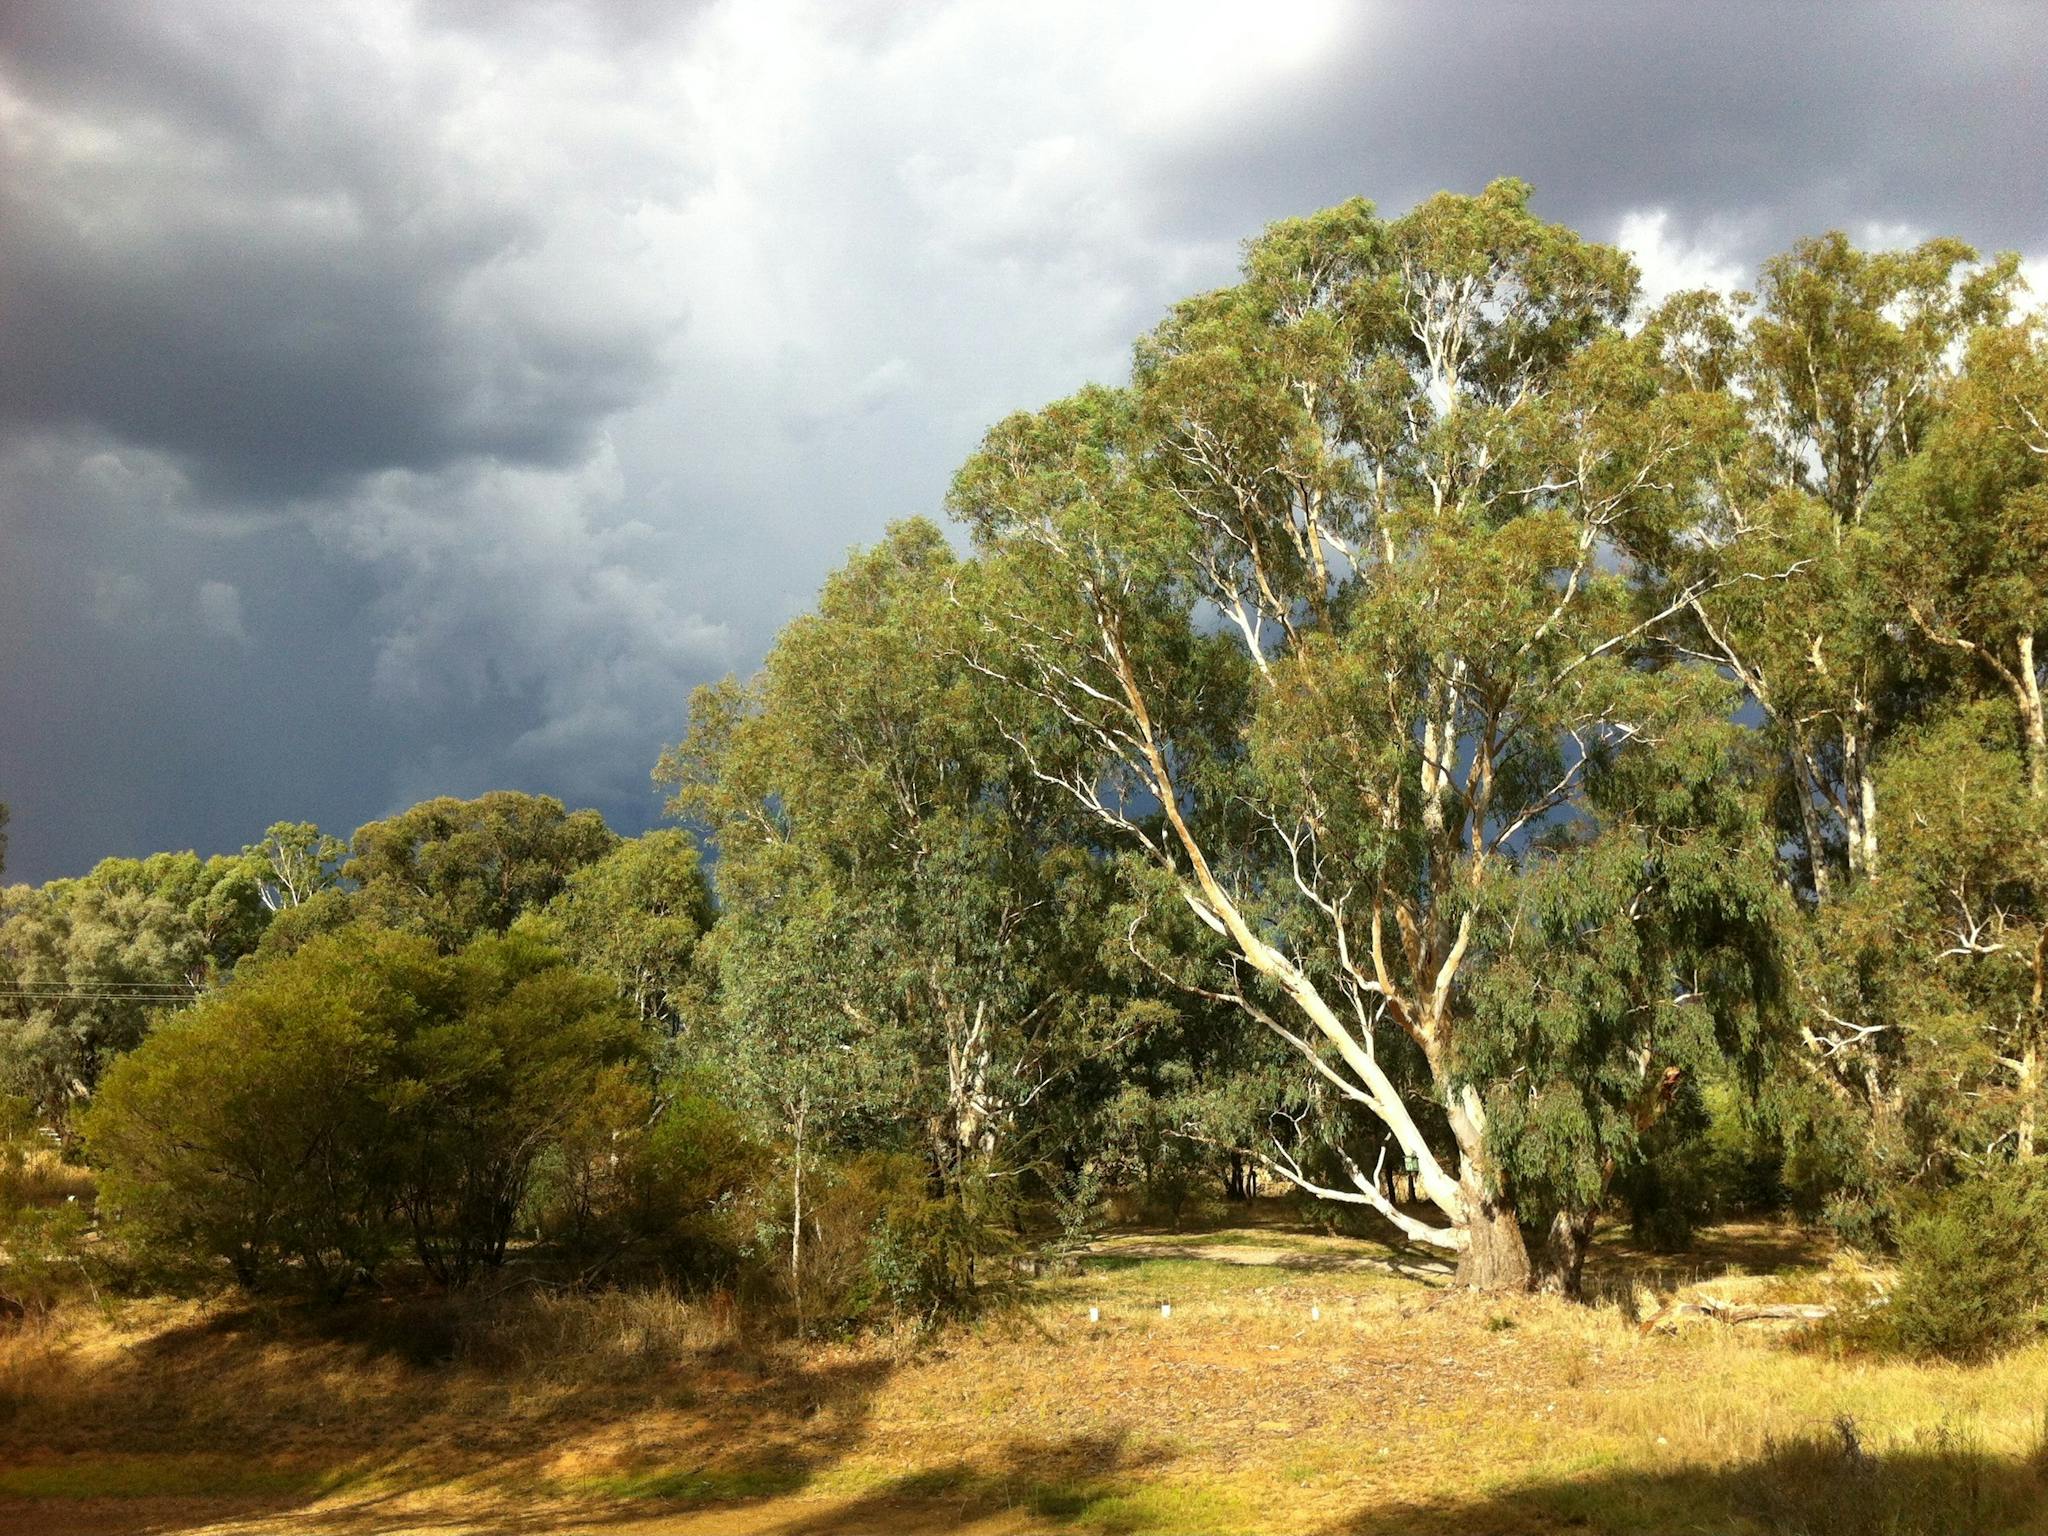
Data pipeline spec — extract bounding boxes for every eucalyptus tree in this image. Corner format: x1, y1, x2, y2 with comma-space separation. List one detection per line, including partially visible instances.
1870, 318, 2048, 802
0, 852, 267, 1131
544, 829, 715, 1036
1834, 316, 2048, 1168
242, 822, 347, 913
950, 182, 1787, 1289
1616, 237, 2026, 1227
1656, 234, 2018, 900
345, 791, 618, 951
660, 521, 1108, 1226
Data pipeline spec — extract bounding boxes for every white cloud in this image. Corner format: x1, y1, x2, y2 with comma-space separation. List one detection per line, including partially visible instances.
1615, 208, 1749, 309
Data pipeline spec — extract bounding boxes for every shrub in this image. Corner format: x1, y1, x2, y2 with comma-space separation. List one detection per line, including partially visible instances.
858, 1176, 1000, 1323
785, 1153, 1001, 1332
0, 1202, 99, 1314
84, 933, 409, 1295
85, 924, 641, 1298
385, 927, 639, 1286
528, 1067, 761, 1283
1044, 1163, 1107, 1263
1888, 1164, 2048, 1360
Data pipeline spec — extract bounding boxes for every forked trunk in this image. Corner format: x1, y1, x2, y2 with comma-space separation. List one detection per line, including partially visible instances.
1454, 1187, 1531, 1291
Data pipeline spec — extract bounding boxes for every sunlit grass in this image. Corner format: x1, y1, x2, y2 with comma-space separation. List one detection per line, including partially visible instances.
4, 1220, 2047, 1532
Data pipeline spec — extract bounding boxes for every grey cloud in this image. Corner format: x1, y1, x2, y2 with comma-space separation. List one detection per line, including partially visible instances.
195, 580, 249, 644
1139, 2, 2048, 269
0, 1, 677, 498
1, 0, 2042, 885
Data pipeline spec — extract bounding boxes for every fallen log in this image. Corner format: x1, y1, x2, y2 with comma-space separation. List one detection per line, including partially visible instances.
1640, 1295, 1833, 1334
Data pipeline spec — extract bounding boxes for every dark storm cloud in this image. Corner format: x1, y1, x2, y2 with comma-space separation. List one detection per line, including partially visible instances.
0, 1, 670, 498
0, 0, 2042, 885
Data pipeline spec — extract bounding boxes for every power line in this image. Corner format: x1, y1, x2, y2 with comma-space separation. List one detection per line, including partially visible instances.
0, 988, 201, 1001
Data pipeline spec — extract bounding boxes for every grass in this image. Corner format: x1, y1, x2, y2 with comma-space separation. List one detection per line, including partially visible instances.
0, 1456, 349, 1501
573, 1461, 810, 1502
3, 1217, 2047, 1533
0, 1148, 96, 1211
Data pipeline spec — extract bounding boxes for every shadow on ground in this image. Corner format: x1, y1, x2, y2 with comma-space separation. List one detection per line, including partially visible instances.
0, 1291, 902, 1536
1317, 1429, 2048, 1536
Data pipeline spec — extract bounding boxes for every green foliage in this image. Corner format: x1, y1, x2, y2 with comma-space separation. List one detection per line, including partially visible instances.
346, 791, 617, 950
85, 924, 638, 1297
948, 177, 1795, 1284
793, 1152, 997, 1330
1888, 1165, 2048, 1360
0, 850, 268, 1128
529, 1067, 761, 1283
1465, 699, 1790, 1246
661, 520, 1115, 1225
0, 1093, 103, 1311
384, 924, 641, 1286
241, 822, 347, 914
15, 189, 2048, 1316
1654, 250, 2040, 1248
543, 829, 713, 1036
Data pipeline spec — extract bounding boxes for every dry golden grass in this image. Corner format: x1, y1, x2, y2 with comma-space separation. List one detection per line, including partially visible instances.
2, 1217, 2045, 1535
0, 1147, 95, 1211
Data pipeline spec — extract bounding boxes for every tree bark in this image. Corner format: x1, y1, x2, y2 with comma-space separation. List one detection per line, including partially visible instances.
1534, 1207, 1598, 1298
2020, 1043, 2038, 1161
1455, 1188, 1531, 1291
2024, 930, 2045, 1159
1790, 748, 1834, 903
2016, 633, 2044, 802
1443, 1082, 1532, 1291
790, 1087, 807, 1332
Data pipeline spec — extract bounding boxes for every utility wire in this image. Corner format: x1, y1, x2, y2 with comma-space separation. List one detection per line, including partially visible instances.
0, 987, 201, 1000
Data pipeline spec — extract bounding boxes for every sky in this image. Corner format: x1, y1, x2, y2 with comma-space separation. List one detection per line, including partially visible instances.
2, 0, 2044, 884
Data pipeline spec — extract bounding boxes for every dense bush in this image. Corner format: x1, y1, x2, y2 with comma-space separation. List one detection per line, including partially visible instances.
785, 1153, 1000, 1331
1888, 1164, 2048, 1360
1617, 1081, 1788, 1253
528, 1067, 761, 1283
85, 924, 640, 1297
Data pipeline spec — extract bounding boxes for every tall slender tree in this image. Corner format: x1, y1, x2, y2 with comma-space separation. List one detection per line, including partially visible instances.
951, 183, 1786, 1288
661, 522, 1107, 1206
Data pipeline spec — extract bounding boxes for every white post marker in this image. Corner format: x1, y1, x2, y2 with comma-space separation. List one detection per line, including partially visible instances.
1160, 1302, 1172, 1319
1311, 1305, 1321, 1322
1088, 1306, 1100, 1323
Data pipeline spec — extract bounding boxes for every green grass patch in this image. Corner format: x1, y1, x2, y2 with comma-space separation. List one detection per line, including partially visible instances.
1026, 1476, 1255, 1533
0, 1454, 354, 1501
574, 1460, 808, 1503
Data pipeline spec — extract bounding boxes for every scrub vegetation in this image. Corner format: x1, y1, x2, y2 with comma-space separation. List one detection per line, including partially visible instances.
4, 180, 2047, 1532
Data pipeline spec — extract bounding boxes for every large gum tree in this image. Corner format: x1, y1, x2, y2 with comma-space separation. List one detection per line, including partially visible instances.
949, 182, 1785, 1289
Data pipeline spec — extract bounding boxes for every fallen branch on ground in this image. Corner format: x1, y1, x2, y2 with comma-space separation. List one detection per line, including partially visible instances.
1640, 1295, 1833, 1334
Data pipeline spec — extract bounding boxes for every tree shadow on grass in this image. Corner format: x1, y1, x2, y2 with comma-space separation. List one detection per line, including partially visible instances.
1320, 1423, 2048, 1536
0, 1291, 903, 1536
726, 1431, 1153, 1536
1584, 1218, 1838, 1298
